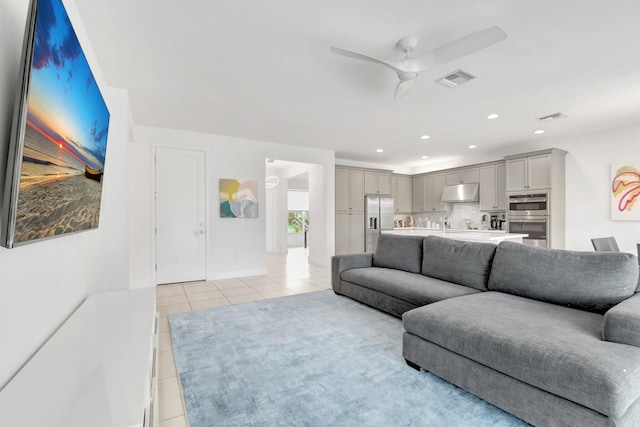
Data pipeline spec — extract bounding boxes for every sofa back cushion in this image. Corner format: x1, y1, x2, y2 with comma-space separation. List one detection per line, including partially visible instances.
373, 234, 424, 274
421, 236, 497, 291
488, 241, 639, 313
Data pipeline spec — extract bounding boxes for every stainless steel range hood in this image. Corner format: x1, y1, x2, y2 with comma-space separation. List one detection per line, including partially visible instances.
440, 183, 479, 203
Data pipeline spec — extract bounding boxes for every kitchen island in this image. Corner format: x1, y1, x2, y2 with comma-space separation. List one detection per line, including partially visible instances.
384, 228, 528, 243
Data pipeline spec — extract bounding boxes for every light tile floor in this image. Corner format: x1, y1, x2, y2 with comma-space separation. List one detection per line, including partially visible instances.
156, 249, 331, 426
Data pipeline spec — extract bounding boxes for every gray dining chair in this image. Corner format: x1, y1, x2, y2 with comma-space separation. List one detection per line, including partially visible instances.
591, 237, 620, 252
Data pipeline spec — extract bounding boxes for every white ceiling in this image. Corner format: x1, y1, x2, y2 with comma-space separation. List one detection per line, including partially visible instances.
76, 0, 640, 170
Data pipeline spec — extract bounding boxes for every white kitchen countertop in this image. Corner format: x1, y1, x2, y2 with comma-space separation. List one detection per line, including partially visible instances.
385, 228, 528, 243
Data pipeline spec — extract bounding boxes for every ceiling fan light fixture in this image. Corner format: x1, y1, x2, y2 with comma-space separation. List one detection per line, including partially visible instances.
534, 129, 545, 134
396, 36, 418, 54
537, 112, 567, 122
399, 71, 418, 81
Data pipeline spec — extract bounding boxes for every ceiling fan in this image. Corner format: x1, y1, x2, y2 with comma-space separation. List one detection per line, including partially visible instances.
331, 26, 507, 100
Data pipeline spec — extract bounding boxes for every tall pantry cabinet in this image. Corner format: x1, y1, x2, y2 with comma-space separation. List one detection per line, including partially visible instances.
335, 167, 365, 254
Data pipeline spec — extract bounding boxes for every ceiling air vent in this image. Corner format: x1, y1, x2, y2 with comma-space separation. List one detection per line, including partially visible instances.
435, 69, 476, 88
537, 112, 567, 122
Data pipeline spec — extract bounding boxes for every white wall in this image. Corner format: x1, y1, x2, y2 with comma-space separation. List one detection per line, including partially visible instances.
0, 0, 130, 387
129, 141, 154, 287
265, 171, 288, 254
129, 125, 335, 287
307, 163, 330, 265
549, 126, 640, 253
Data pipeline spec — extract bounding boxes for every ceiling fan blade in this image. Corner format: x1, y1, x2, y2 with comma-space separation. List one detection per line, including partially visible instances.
407, 26, 508, 72
331, 46, 405, 75
394, 79, 414, 100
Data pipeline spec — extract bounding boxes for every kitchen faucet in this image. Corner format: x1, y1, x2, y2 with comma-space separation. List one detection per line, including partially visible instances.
442, 216, 449, 234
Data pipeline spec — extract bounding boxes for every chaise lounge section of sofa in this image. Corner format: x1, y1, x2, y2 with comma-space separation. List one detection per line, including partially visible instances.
403, 241, 640, 427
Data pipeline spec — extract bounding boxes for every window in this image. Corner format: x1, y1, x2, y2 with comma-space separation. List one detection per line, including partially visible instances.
287, 190, 309, 234
288, 211, 309, 234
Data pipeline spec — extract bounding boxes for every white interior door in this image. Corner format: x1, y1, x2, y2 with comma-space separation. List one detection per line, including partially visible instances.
155, 147, 206, 284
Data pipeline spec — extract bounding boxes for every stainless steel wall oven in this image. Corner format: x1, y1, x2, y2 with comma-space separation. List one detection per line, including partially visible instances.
508, 192, 549, 247
508, 193, 549, 216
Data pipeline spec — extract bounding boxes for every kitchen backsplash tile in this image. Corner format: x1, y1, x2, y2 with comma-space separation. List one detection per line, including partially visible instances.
394, 203, 505, 229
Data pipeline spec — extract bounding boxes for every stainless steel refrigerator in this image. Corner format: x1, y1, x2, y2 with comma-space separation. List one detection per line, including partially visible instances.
365, 195, 394, 252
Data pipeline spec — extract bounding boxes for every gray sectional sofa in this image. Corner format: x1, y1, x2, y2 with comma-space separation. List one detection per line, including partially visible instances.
331, 234, 640, 427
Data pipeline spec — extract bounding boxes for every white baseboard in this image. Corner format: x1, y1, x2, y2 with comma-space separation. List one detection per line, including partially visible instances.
208, 268, 267, 280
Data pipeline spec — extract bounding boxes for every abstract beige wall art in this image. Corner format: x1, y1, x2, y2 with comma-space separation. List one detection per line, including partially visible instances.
219, 179, 259, 218
611, 162, 640, 221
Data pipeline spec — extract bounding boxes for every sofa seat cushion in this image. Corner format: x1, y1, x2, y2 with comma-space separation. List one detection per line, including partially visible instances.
340, 267, 480, 307
489, 241, 639, 313
403, 292, 640, 418
373, 234, 424, 274
422, 236, 496, 291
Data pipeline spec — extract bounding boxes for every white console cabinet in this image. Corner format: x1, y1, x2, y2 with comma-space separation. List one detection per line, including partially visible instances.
0, 288, 158, 427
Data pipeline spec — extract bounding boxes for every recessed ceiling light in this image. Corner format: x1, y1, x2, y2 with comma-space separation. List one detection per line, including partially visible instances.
468, 145, 477, 149
420, 135, 430, 140
534, 129, 545, 135
421, 155, 429, 159
486, 113, 499, 120
376, 149, 384, 153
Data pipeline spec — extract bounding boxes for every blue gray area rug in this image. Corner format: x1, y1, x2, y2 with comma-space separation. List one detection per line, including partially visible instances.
169, 290, 528, 426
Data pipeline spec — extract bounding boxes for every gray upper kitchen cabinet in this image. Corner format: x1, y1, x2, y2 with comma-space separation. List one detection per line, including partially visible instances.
412, 175, 427, 213
364, 171, 391, 195
335, 168, 350, 211
391, 175, 412, 213
496, 163, 507, 209
506, 154, 552, 191
413, 173, 446, 212
479, 163, 507, 211
336, 167, 365, 212
424, 173, 447, 212
412, 175, 425, 212
445, 167, 480, 186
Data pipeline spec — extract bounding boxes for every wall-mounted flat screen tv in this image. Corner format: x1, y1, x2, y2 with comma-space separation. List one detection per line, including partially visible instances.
1, 0, 110, 248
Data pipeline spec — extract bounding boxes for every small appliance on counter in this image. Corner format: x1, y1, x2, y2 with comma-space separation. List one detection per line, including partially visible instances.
490, 214, 506, 230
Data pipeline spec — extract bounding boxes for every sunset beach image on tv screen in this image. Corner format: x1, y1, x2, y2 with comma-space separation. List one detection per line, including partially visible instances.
13, 0, 110, 244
